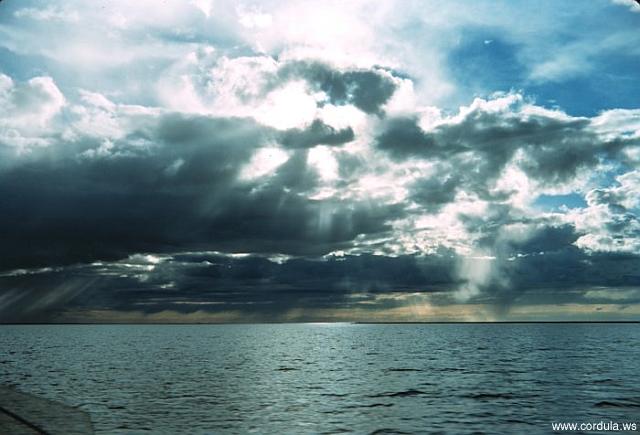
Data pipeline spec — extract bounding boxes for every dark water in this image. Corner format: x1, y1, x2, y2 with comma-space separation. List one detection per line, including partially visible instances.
1, 324, 639, 434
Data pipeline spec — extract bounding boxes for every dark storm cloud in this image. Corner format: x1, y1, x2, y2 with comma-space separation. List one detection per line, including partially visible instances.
509, 249, 640, 292
458, 203, 526, 248
0, 252, 460, 321
375, 103, 631, 191
376, 107, 598, 171
373, 101, 640, 220
584, 183, 640, 250
0, 114, 262, 269
3, 244, 639, 322
0, 113, 400, 272
459, 207, 583, 256
506, 224, 580, 255
0, 70, 637, 323
0, 272, 100, 323
409, 169, 459, 213
279, 119, 355, 149
454, 221, 640, 310
376, 117, 435, 160
371, 99, 640, 312
272, 60, 398, 114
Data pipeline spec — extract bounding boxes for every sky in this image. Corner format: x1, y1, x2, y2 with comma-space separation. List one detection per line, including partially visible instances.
0, 0, 639, 323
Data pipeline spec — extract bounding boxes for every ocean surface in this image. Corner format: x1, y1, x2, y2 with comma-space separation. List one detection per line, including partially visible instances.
1, 323, 639, 434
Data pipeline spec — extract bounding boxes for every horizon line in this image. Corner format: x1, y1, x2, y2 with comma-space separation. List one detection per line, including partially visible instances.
1, 320, 639, 325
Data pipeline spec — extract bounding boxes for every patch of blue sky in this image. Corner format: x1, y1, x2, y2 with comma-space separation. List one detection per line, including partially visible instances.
527, 52, 640, 117
0, 48, 54, 82
597, 159, 636, 187
533, 193, 587, 212
446, 2, 640, 116
446, 28, 526, 105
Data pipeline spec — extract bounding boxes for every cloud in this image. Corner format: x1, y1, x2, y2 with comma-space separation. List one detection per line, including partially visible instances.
3, 246, 639, 322
14, 6, 80, 22
1, 78, 636, 320
160, 54, 400, 123
376, 94, 636, 204
368, 94, 639, 309
275, 61, 398, 115
0, 1, 639, 321
0, 74, 66, 151
236, 4, 273, 29
571, 171, 640, 253
279, 119, 355, 149
408, 166, 459, 213
0, 251, 456, 321
0, 95, 405, 272
611, 0, 640, 13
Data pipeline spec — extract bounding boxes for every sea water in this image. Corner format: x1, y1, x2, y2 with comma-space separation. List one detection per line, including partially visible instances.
1, 323, 639, 434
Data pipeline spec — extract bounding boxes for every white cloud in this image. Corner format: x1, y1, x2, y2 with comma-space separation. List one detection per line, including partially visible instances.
611, 0, 640, 13
308, 146, 339, 181
236, 5, 272, 29
569, 170, 640, 253
0, 74, 65, 151
591, 108, 640, 140
254, 81, 319, 129
240, 147, 290, 181
67, 90, 160, 144
14, 6, 80, 22
191, 0, 215, 18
